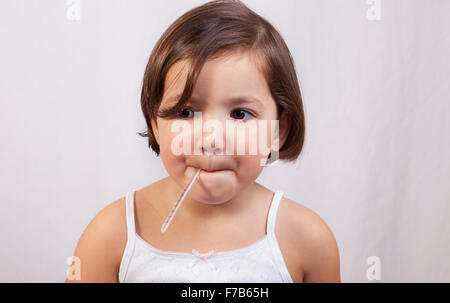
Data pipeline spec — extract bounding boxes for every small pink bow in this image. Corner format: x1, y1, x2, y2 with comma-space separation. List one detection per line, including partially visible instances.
191, 249, 217, 271
192, 249, 215, 259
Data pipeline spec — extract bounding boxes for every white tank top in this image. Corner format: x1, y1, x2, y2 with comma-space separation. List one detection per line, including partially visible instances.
119, 189, 294, 283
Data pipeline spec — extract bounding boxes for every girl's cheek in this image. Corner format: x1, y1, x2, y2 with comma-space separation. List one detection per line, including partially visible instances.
231, 124, 266, 179
159, 124, 184, 166
242, 122, 272, 161
235, 154, 264, 181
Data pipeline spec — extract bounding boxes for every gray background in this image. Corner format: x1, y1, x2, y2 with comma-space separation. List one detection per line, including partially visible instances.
0, 0, 449, 282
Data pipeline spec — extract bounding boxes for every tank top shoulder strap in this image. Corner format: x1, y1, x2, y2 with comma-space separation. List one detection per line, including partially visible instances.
266, 190, 284, 235
265, 189, 294, 283
118, 190, 137, 282
124, 190, 137, 236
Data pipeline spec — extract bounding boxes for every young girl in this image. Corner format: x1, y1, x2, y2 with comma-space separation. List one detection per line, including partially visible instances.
67, 0, 340, 283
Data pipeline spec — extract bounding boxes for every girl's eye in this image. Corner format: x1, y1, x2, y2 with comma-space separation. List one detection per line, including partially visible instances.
231, 109, 254, 121
177, 107, 194, 119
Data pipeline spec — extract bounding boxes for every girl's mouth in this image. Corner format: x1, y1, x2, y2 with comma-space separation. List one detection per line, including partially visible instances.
201, 169, 225, 173
196, 168, 233, 185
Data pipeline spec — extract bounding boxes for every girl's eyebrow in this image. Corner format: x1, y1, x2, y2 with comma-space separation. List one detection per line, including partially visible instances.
227, 96, 265, 109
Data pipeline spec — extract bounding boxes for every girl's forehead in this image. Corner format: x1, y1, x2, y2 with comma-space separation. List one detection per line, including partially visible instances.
163, 52, 271, 107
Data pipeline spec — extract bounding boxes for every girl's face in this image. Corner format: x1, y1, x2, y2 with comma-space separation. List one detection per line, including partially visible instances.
152, 51, 284, 205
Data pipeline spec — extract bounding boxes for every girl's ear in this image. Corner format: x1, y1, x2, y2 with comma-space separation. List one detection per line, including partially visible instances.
278, 111, 289, 150
151, 118, 160, 145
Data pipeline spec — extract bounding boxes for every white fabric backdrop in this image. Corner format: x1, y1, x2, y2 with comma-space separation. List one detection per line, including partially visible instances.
0, 0, 448, 282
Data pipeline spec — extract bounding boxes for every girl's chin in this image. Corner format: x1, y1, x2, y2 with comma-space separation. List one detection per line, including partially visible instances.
190, 184, 236, 205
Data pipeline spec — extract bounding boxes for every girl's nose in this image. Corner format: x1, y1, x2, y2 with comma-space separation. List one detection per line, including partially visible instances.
200, 114, 226, 155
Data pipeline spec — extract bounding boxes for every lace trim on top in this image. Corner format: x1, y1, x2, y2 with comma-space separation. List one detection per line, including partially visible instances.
135, 233, 268, 258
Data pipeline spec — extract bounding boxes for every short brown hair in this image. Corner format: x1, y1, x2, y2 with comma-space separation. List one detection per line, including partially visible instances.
139, 0, 305, 161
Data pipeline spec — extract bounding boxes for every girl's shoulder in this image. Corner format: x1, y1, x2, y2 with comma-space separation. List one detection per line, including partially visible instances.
77, 180, 162, 258
68, 177, 163, 282
67, 195, 128, 282
276, 195, 341, 282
